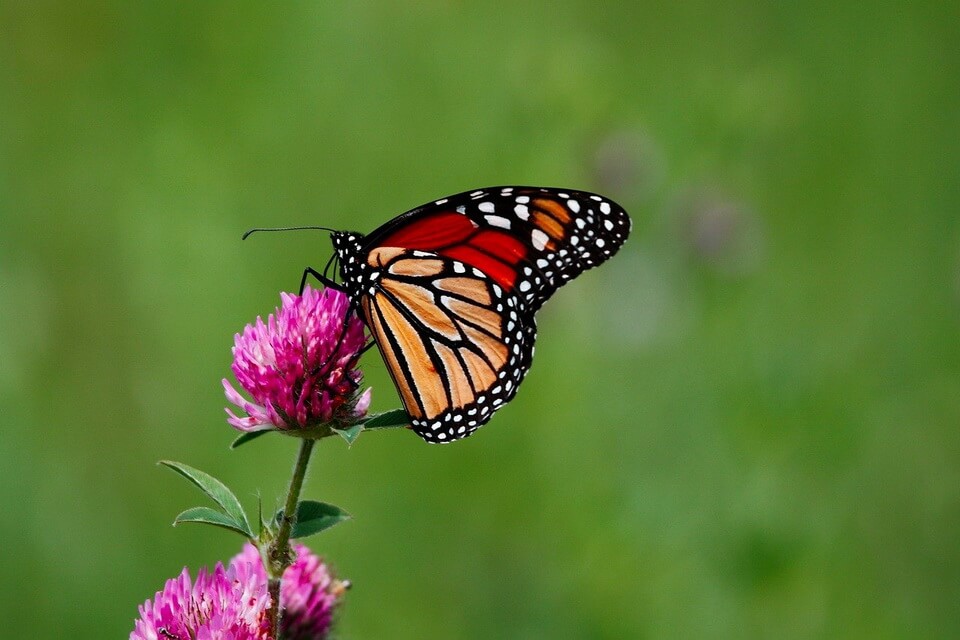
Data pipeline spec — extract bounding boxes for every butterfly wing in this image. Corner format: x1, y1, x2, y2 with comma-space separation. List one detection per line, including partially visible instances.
334, 186, 631, 443
358, 246, 534, 442
363, 186, 632, 311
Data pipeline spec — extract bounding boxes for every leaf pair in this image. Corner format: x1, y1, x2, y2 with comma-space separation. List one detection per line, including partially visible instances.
160, 461, 350, 540
160, 460, 254, 538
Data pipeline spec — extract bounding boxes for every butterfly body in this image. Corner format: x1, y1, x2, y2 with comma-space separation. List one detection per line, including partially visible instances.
331, 186, 630, 443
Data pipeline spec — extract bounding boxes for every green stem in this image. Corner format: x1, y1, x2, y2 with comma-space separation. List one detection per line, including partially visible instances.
267, 437, 315, 639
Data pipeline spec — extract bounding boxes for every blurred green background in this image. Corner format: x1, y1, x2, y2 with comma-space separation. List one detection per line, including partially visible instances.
1, 2, 958, 638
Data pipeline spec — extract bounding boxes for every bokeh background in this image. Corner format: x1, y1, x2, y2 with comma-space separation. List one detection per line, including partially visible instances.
2, 2, 958, 638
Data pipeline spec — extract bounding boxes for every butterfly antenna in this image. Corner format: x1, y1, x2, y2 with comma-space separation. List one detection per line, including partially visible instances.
242, 225, 337, 240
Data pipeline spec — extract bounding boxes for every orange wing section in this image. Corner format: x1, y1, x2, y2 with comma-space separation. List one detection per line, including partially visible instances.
362, 295, 425, 419
363, 269, 509, 422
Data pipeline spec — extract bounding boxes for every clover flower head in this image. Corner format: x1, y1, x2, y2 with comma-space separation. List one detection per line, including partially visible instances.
132, 543, 345, 640
223, 285, 371, 432
130, 562, 270, 640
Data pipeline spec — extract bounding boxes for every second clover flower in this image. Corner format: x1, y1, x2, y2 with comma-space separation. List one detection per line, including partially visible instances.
223, 285, 371, 433
131, 542, 346, 640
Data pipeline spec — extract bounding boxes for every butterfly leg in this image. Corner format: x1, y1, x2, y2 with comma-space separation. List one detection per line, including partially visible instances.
310, 304, 367, 380
299, 266, 343, 295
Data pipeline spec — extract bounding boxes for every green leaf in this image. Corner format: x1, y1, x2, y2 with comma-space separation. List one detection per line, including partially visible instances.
276, 500, 352, 539
362, 409, 410, 430
230, 430, 271, 449
332, 424, 363, 445
173, 507, 252, 538
159, 460, 253, 537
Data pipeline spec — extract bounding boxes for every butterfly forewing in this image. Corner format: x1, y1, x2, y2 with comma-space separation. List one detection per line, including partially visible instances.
364, 186, 631, 310
332, 186, 630, 443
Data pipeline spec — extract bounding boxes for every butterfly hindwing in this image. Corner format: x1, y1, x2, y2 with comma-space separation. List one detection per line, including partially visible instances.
358, 247, 535, 442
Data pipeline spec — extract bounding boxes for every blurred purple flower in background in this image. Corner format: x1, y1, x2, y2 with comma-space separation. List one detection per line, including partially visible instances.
674, 187, 766, 276
590, 127, 665, 204
223, 285, 370, 432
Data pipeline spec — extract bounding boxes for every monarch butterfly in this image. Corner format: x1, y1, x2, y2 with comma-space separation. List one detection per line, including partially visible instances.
312, 186, 631, 443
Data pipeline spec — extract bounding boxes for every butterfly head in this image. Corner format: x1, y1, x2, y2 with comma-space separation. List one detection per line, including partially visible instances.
330, 230, 363, 250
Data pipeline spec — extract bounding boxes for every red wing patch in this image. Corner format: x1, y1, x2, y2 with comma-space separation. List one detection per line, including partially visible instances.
468, 230, 527, 263
379, 211, 476, 249
441, 245, 518, 288
376, 212, 528, 289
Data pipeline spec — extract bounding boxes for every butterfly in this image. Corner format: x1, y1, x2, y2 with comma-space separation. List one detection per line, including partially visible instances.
314, 186, 631, 443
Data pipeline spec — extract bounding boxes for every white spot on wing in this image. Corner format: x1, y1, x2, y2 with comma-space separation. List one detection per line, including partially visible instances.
515, 204, 529, 220
478, 201, 495, 213
531, 229, 549, 251
485, 215, 511, 229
